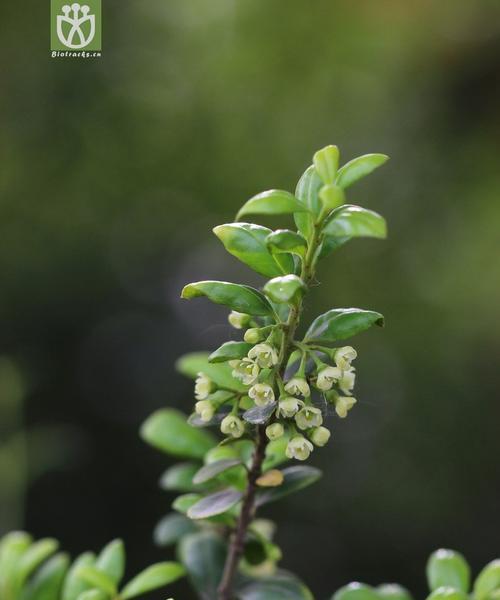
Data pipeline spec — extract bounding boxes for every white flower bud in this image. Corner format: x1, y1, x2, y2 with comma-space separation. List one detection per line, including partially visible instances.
295, 406, 323, 430
244, 328, 263, 344
338, 368, 355, 395
316, 366, 342, 391
248, 383, 275, 407
333, 346, 357, 370
228, 311, 250, 329
194, 372, 214, 400
335, 396, 357, 418
230, 358, 260, 385
284, 377, 310, 398
310, 426, 331, 447
285, 436, 314, 461
194, 400, 215, 422
220, 414, 245, 438
266, 422, 284, 440
277, 396, 304, 418
248, 343, 279, 368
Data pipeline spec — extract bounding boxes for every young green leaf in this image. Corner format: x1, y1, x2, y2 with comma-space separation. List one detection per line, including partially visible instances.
159, 463, 200, 492
376, 584, 414, 600
95, 539, 125, 586
313, 145, 340, 184
187, 489, 243, 520
209, 341, 254, 363
266, 229, 307, 258
262, 436, 290, 470
256, 465, 322, 506
427, 550, 470, 593
427, 587, 469, 600
335, 153, 389, 189
0, 532, 32, 596
237, 190, 307, 220
192, 458, 242, 485
75, 566, 116, 596
141, 409, 215, 459
305, 308, 384, 343
294, 165, 323, 237
22, 554, 69, 600
153, 513, 197, 548
332, 583, 380, 600
214, 223, 294, 277
319, 184, 345, 212
323, 205, 387, 239
15, 538, 59, 592
62, 552, 96, 600
121, 562, 186, 599
473, 560, 500, 600
176, 352, 247, 393
242, 402, 277, 425
264, 275, 305, 304
237, 572, 314, 599
172, 494, 203, 515
76, 591, 108, 600
181, 281, 274, 317
316, 235, 351, 260
178, 532, 227, 599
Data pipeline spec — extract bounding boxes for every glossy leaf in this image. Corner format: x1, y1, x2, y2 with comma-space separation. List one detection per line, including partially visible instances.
305, 308, 384, 343
238, 572, 314, 600
76, 591, 107, 600
95, 539, 125, 586
153, 514, 197, 548
172, 494, 202, 515
427, 550, 470, 593
22, 554, 69, 600
473, 560, 500, 600
160, 463, 200, 492
294, 165, 323, 238
141, 409, 215, 459
15, 538, 59, 592
266, 229, 307, 258
319, 183, 345, 212
75, 566, 116, 596
209, 341, 253, 363
237, 190, 307, 220
192, 459, 242, 485
182, 280, 274, 317
121, 562, 186, 599
242, 402, 277, 424
214, 223, 294, 277
336, 153, 389, 189
376, 584, 414, 600
62, 552, 96, 600
178, 532, 227, 599
323, 205, 387, 239
317, 234, 351, 260
0, 532, 32, 596
332, 583, 380, 600
176, 352, 247, 393
313, 145, 340, 184
187, 489, 243, 520
256, 465, 321, 506
427, 587, 469, 600
264, 275, 305, 304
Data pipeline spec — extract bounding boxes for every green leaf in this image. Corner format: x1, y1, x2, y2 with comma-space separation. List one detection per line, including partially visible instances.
187, 489, 243, 520
319, 184, 345, 212
209, 341, 253, 363
22, 554, 69, 600
75, 566, 116, 596
256, 466, 321, 506
178, 532, 227, 599
238, 571, 314, 599
15, 538, 59, 593
214, 223, 294, 278
121, 562, 186, 599
323, 205, 387, 239
242, 402, 277, 425
192, 459, 242, 485
427, 587, 469, 600
333, 583, 380, 600
141, 409, 215, 459
294, 165, 323, 238
427, 550, 470, 593
305, 308, 384, 343
62, 552, 96, 600
262, 436, 290, 470
473, 560, 500, 600
95, 539, 125, 586
376, 584, 414, 600
76, 592, 108, 600
182, 281, 274, 317
314, 145, 340, 184
264, 275, 305, 304
153, 513, 197, 548
159, 463, 200, 492
336, 153, 389, 189
172, 493, 203, 515
317, 235, 351, 260
176, 352, 247, 393
237, 190, 307, 220
266, 229, 307, 258
0, 532, 32, 597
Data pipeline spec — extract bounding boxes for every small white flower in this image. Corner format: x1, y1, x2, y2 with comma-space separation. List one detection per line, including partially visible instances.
333, 346, 357, 370
316, 366, 342, 391
310, 426, 331, 447
194, 400, 214, 422
265, 422, 284, 440
295, 406, 323, 430
230, 358, 260, 385
284, 377, 310, 398
285, 436, 314, 461
194, 372, 213, 400
277, 396, 304, 418
338, 368, 355, 395
220, 415, 245, 438
248, 383, 275, 407
228, 311, 250, 329
248, 343, 279, 368
335, 396, 357, 418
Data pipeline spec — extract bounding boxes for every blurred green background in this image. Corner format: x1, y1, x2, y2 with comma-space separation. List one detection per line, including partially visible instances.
1, 0, 499, 598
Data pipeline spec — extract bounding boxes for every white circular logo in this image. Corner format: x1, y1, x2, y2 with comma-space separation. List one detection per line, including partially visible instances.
56, 3, 96, 49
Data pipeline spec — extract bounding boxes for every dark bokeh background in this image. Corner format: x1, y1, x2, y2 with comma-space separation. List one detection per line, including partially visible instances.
1, 1, 500, 598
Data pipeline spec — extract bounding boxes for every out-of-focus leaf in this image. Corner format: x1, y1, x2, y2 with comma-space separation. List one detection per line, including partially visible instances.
187, 489, 243, 520
15, 538, 59, 592
294, 165, 322, 238
75, 566, 116, 596
62, 552, 96, 600
427, 587, 469, 600
262, 437, 289, 470
313, 145, 340, 184
242, 402, 276, 425
177, 352, 247, 393
256, 469, 284, 487
473, 560, 500, 600
427, 550, 470, 593
141, 409, 215, 459
153, 513, 197, 548
335, 154, 389, 189
323, 205, 386, 239
237, 190, 307, 220
160, 463, 200, 492
256, 466, 321, 506
182, 281, 274, 317
237, 571, 314, 599
376, 584, 414, 600
305, 308, 384, 343
332, 583, 380, 600
214, 223, 294, 277
192, 459, 242, 485
95, 539, 125, 586
264, 275, 305, 304
22, 553, 69, 600
121, 563, 186, 599
76, 591, 107, 600
209, 342, 253, 364
0, 532, 32, 596
266, 229, 307, 258
178, 532, 227, 599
